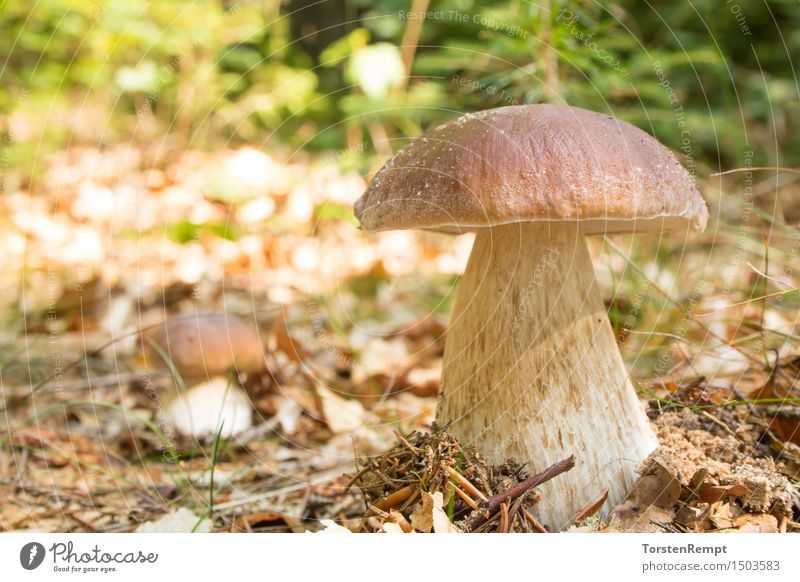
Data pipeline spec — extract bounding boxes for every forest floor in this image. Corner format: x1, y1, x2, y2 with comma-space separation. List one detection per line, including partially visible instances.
1, 145, 798, 533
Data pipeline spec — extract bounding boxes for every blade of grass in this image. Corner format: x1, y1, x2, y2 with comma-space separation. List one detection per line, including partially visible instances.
191, 421, 226, 532
146, 339, 188, 394
696, 288, 800, 315
208, 420, 225, 516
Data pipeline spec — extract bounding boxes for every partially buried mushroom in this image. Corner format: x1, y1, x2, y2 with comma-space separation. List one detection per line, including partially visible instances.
142, 313, 266, 438
354, 104, 708, 530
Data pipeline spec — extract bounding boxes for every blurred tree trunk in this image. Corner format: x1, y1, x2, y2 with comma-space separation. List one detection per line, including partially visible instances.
288, 0, 350, 64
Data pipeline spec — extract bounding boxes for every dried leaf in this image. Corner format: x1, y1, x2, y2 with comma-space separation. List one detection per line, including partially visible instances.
136, 508, 211, 533
314, 520, 352, 534
732, 514, 779, 533
232, 511, 286, 531
630, 459, 682, 508
318, 387, 364, 434
698, 482, 752, 503
402, 364, 441, 397
381, 521, 405, 533
708, 502, 735, 529
273, 394, 304, 435
429, 491, 460, 533
388, 509, 413, 533
410, 491, 434, 533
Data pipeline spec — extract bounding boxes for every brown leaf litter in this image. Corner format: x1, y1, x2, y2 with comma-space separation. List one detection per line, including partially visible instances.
605, 408, 793, 533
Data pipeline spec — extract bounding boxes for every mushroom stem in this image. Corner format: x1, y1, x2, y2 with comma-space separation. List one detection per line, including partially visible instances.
439, 221, 658, 530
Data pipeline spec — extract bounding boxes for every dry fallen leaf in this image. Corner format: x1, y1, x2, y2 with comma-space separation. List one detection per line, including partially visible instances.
708, 502, 735, 529
402, 364, 441, 397
136, 508, 211, 533
409, 490, 434, 533
422, 491, 460, 533
313, 520, 352, 534
732, 514, 779, 533
318, 387, 365, 434
272, 394, 304, 435
381, 521, 405, 533
630, 459, 682, 509
611, 504, 674, 533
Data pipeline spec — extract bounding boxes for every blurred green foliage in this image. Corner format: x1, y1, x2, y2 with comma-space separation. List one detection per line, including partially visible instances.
1, 0, 798, 173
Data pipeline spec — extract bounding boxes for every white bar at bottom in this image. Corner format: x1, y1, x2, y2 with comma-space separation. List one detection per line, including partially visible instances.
1, 533, 797, 581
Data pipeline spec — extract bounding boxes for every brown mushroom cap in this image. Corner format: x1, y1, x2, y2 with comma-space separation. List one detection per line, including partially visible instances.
355, 104, 708, 235
142, 314, 266, 378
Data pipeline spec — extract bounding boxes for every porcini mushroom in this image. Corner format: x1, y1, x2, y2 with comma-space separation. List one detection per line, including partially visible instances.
141, 313, 266, 437
354, 104, 708, 529
143, 313, 266, 379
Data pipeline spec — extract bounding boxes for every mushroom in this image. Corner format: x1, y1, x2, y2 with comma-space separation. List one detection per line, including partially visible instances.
141, 313, 266, 438
142, 313, 266, 379
354, 104, 708, 529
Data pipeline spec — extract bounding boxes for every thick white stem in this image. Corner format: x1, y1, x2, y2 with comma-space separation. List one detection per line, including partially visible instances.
439, 221, 657, 530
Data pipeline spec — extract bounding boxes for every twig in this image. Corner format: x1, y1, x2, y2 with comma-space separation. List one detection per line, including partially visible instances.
468, 455, 575, 530
445, 465, 488, 502
399, 487, 421, 512
499, 501, 510, 533
698, 410, 736, 437
522, 508, 548, 532
571, 490, 609, 526
396, 432, 420, 454
368, 505, 391, 519
485, 455, 575, 512
343, 465, 372, 491
711, 166, 800, 177
373, 485, 414, 512
507, 493, 528, 529
452, 483, 479, 511
389, 509, 413, 533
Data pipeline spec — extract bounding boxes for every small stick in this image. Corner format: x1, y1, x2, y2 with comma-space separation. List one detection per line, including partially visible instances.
571, 490, 608, 526
499, 501, 510, 533
395, 432, 420, 454
485, 455, 575, 512
374, 485, 414, 512
445, 466, 488, 502
389, 509, 413, 533
507, 493, 528, 528
398, 487, 421, 512
343, 465, 371, 491
373, 469, 394, 485
472, 511, 502, 533
468, 455, 575, 530
368, 505, 391, 519
522, 508, 547, 533
452, 484, 479, 511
